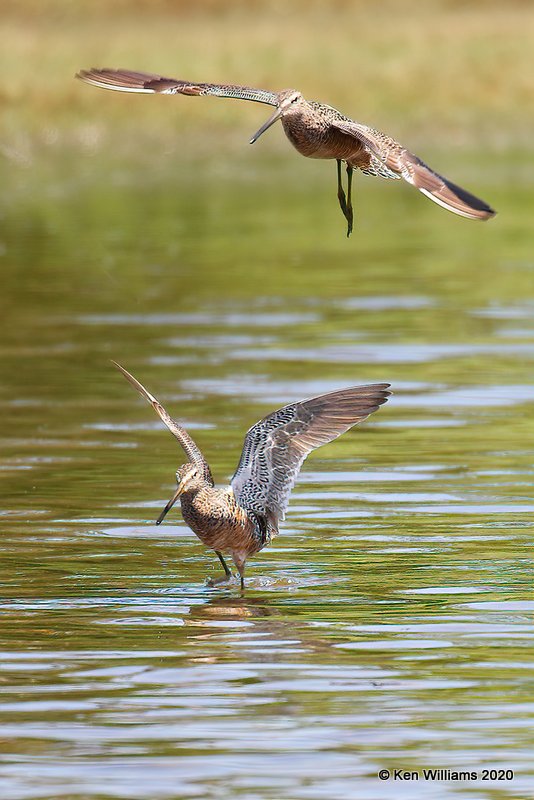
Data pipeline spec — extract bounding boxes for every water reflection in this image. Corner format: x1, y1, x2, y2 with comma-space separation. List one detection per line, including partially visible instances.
1, 584, 533, 798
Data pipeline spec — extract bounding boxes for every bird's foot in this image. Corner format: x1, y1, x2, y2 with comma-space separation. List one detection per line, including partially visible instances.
337, 201, 353, 237
345, 204, 354, 238
206, 573, 235, 587
337, 190, 354, 237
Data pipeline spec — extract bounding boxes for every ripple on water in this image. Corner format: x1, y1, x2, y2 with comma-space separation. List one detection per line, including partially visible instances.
77, 311, 319, 327
335, 639, 453, 650
3, 158, 534, 800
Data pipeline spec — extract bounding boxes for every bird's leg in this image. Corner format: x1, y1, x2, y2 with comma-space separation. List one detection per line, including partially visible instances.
336, 160, 354, 236
231, 553, 246, 594
216, 551, 232, 578
336, 159, 349, 220
206, 551, 234, 587
345, 165, 354, 238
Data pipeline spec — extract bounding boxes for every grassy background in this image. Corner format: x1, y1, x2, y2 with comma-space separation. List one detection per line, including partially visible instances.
2, 0, 533, 165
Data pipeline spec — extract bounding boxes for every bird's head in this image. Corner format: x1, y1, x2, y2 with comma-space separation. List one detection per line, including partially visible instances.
156, 462, 204, 525
277, 88, 305, 108
249, 89, 304, 144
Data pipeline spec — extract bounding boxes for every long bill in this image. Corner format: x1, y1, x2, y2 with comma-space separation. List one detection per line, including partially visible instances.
249, 106, 283, 144
156, 484, 183, 525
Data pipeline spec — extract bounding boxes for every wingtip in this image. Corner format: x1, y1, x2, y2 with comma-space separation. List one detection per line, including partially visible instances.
112, 360, 158, 406
481, 207, 497, 221
375, 385, 392, 406
76, 68, 104, 89
111, 359, 129, 379
76, 67, 96, 83
446, 178, 496, 219
405, 153, 496, 221
439, 175, 496, 221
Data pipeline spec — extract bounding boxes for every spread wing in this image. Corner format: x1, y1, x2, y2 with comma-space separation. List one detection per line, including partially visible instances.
231, 384, 391, 527
113, 361, 214, 485
331, 118, 496, 220
76, 68, 278, 106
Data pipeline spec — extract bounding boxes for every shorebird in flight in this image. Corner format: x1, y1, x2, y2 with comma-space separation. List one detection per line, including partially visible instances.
77, 68, 496, 236
114, 362, 390, 590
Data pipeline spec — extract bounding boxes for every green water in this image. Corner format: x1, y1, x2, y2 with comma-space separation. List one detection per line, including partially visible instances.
1, 149, 533, 799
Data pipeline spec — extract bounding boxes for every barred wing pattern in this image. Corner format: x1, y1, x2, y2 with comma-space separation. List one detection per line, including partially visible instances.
231, 384, 391, 526
331, 118, 495, 220
77, 69, 278, 106
113, 362, 214, 485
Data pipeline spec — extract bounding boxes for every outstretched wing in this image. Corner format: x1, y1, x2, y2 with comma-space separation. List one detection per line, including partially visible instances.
77, 68, 278, 106
113, 361, 213, 485
331, 118, 495, 220
231, 384, 391, 526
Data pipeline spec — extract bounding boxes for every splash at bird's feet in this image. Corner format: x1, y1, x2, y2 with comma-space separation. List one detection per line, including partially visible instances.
206, 573, 236, 588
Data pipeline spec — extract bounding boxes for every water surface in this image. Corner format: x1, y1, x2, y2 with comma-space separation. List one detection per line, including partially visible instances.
1, 152, 533, 799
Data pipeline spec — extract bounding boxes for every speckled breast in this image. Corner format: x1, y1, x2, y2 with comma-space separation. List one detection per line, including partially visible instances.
282, 116, 366, 162
180, 488, 260, 556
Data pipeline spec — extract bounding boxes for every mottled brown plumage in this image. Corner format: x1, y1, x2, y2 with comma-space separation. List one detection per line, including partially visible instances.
77, 68, 496, 236
114, 362, 391, 590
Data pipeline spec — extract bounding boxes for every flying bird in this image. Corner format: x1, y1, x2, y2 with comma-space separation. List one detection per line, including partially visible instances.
114, 362, 390, 590
77, 68, 496, 236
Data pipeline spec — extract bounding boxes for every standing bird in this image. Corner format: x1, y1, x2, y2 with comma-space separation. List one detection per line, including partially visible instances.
77, 68, 495, 236
114, 362, 390, 590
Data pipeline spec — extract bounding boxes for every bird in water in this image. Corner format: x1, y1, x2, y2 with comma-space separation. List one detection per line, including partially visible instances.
77, 68, 495, 236
114, 362, 390, 590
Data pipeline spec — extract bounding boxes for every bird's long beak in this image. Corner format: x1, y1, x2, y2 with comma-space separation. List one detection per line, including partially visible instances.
249, 106, 283, 144
156, 482, 184, 525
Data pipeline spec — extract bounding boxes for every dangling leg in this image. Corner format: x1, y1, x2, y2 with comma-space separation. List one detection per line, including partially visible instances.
345, 165, 354, 238
336, 159, 348, 220
336, 160, 354, 236
206, 550, 233, 586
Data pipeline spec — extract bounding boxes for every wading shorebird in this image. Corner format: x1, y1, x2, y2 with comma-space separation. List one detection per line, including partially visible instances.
114, 362, 390, 590
77, 68, 495, 236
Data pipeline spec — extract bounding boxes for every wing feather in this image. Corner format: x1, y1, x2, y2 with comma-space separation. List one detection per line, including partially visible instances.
231, 384, 391, 526
113, 362, 214, 485
331, 118, 495, 220
76, 68, 278, 105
